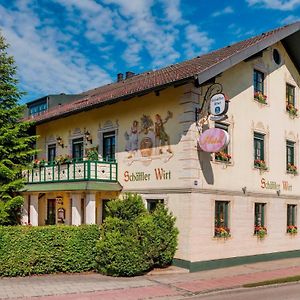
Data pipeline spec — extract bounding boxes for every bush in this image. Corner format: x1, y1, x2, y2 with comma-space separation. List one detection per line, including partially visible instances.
95, 193, 178, 276
0, 225, 100, 277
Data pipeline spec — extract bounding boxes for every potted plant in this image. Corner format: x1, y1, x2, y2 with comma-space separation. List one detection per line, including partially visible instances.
254, 92, 267, 104
286, 103, 298, 117
254, 159, 267, 170
287, 163, 297, 175
287, 225, 298, 235
87, 149, 99, 161
55, 154, 72, 165
254, 225, 267, 239
215, 226, 231, 239
215, 151, 231, 163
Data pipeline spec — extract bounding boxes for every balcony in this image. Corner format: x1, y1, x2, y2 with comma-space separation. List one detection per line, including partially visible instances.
24, 160, 118, 184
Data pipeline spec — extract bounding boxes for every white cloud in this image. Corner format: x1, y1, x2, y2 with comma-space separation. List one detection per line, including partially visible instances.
212, 6, 234, 17
280, 14, 300, 24
183, 25, 214, 58
247, 0, 300, 10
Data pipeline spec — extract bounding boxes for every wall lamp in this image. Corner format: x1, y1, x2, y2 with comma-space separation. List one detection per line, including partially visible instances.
242, 186, 247, 194
277, 190, 281, 196
84, 130, 93, 144
56, 136, 64, 148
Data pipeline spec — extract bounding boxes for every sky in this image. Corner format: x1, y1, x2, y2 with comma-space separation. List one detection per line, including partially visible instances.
1, 0, 300, 103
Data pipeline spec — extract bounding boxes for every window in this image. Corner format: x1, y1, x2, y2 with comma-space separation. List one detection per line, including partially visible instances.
103, 131, 116, 161
72, 138, 84, 160
253, 70, 264, 94
147, 199, 164, 212
254, 203, 266, 234
215, 201, 230, 237
47, 144, 56, 162
254, 132, 266, 168
287, 204, 296, 227
286, 140, 296, 172
286, 84, 295, 107
28, 101, 48, 116
214, 122, 231, 162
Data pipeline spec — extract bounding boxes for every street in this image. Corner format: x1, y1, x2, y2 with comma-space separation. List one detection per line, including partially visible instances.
188, 282, 300, 300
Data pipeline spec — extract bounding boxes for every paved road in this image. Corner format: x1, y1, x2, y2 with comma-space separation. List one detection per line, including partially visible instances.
186, 282, 300, 300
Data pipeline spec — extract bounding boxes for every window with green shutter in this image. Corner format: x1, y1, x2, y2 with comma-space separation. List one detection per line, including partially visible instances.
287, 204, 296, 226
254, 132, 266, 169
254, 203, 265, 229
215, 201, 230, 237
254, 70, 264, 94
286, 84, 295, 106
286, 140, 295, 172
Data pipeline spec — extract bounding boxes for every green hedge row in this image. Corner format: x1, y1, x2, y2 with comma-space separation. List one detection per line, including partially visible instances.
0, 225, 100, 277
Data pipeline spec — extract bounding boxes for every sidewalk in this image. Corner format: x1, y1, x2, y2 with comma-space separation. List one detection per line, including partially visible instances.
1, 257, 300, 300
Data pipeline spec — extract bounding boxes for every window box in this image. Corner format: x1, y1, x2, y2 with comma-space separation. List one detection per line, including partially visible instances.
287, 163, 297, 175
254, 92, 267, 104
254, 225, 267, 239
254, 159, 267, 170
214, 226, 231, 238
287, 225, 298, 235
286, 103, 298, 117
215, 151, 231, 163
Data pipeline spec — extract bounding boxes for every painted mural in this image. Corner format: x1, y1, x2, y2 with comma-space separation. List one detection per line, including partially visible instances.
124, 111, 173, 165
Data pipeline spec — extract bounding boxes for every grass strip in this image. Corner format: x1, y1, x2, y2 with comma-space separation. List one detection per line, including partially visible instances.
243, 275, 300, 288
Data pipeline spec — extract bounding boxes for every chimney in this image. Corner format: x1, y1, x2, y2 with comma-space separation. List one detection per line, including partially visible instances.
117, 73, 123, 82
125, 71, 135, 79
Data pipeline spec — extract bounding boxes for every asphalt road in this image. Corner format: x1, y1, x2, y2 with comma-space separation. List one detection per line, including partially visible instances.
185, 282, 300, 300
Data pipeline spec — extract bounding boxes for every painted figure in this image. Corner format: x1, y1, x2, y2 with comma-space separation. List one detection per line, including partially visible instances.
155, 111, 173, 154
125, 120, 139, 158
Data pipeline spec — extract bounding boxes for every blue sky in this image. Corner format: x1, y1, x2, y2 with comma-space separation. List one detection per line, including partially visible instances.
0, 0, 300, 103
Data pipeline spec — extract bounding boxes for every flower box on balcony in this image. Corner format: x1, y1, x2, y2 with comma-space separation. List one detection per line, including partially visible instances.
214, 227, 231, 239
254, 92, 267, 104
286, 103, 298, 117
254, 159, 267, 170
287, 163, 297, 175
287, 225, 297, 235
215, 151, 231, 163
254, 226, 267, 239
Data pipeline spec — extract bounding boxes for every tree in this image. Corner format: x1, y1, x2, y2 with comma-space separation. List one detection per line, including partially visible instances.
0, 32, 37, 225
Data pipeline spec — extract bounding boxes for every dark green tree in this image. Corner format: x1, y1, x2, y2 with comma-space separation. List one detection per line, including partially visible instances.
0, 32, 37, 225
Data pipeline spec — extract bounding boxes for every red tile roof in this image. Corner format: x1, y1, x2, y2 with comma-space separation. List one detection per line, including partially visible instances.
29, 22, 300, 124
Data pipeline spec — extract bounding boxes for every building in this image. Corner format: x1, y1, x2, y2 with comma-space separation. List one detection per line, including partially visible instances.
22, 22, 300, 272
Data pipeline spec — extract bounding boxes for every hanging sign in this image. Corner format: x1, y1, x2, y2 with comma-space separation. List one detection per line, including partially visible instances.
198, 128, 230, 153
209, 93, 228, 116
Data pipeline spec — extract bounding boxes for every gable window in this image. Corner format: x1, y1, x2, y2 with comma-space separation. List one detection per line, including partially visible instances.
103, 131, 115, 161
72, 138, 84, 160
254, 203, 267, 236
146, 199, 164, 212
215, 201, 230, 238
47, 144, 56, 162
286, 140, 297, 174
28, 100, 48, 116
254, 132, 266, 169
214, 122, 231, 163
287, 204, 297, 234
253, 70, 264, 94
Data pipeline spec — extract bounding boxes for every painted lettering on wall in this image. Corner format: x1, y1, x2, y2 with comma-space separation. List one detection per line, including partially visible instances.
261, 178, 292, 191
124, 168, 171, 182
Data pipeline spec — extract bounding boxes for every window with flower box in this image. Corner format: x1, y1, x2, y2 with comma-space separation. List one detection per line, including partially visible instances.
215, 201, 230, 238
254, 132, 267, 169
287, 204, 297, 234
253, 70, 267, 104
72, 138, 84, 160
286, 84, 298, 117
254, 203, 267, 238
286, 140, 297, 174
214, 122, 231, 163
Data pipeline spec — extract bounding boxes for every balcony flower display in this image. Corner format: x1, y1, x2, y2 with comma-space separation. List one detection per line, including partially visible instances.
55, 154, 72, 165
215, 151, 231, 163
215, 226, 231, 238
287, 225, 298, 235
287, 163, 297, 175
254, 225, 267, 239
286, 103, 298, 117
32, 159, 46, 168
254, 92, 267, 104
254, 159, 267, 170
86, 149, 99, 161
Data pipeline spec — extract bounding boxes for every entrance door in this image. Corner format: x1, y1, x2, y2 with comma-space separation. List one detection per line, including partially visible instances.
47, 199, 56, 225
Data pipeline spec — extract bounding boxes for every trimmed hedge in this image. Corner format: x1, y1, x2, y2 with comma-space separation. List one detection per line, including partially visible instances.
0, 225, 100, 277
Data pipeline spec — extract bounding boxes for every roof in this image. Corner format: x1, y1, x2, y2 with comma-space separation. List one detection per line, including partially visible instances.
28, 22, 300, 125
